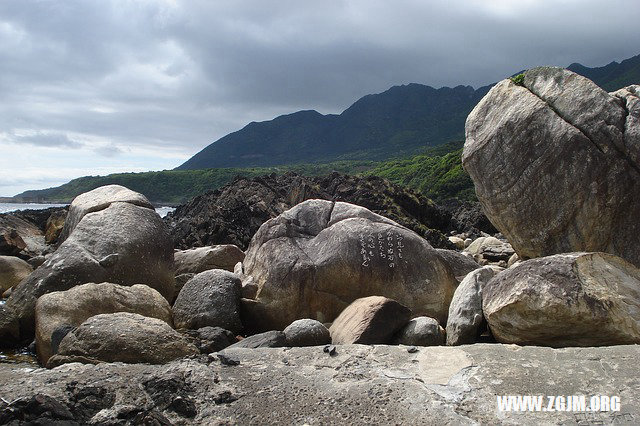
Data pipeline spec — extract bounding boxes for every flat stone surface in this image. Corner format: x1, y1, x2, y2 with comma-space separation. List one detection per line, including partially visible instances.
0, 344, 638, 424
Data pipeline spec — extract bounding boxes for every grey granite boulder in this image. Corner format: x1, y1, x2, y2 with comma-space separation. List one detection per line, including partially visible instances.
483, 252, 640, 346
35, 283, 173, 364
283, 319, 331, 347
47, 312, 198, 367
58, 184, 153, 243
464, 68, 640, 268
446, 267, 497, 345
392, 316, 445, 346
0, 197, 175, 346
172, 270, 243, 334
242, 200, 457, 332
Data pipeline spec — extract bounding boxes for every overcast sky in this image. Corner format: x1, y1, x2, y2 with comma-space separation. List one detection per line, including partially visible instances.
1, 0, 639, 196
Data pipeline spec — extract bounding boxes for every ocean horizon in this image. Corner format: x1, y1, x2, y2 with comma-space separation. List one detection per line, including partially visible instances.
0, 202, 174, 217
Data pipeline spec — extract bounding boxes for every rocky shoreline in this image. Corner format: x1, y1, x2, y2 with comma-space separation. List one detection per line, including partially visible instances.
1, 344, 639, 425
0, 67, 639, 424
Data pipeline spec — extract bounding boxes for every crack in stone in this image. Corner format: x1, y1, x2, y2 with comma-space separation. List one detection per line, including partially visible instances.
611, 92, 640, 177
522, 79, 640, 178
518, 82, 605, 155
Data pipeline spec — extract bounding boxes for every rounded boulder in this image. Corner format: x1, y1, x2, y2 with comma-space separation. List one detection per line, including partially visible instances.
47, 312, 198, 367
483, 252, 640, 347
172, 270, 243, 334
243, 200, 457, 332
283, 319, 331, 347
0, 193, 174, 345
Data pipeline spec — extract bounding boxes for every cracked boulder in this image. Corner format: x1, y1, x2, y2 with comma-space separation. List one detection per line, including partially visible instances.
463, 68, 640, 267
483, 252, 640, 347
0, 186, 174, 346
241, 200, 457, 332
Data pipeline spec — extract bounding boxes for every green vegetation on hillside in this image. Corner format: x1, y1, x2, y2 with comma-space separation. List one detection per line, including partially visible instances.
366, 141, 475, 202
15, 161, 376, 204
15, 142, 474, 204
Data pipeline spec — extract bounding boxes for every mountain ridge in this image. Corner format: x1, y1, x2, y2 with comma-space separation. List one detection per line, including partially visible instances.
177, 83, 491, 169
567, 53, 640, 91
10, 53, 640, 203
178, 53, 639, 171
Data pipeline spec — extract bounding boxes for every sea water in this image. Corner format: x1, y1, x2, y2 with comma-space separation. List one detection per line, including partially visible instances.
0, 203, 175, 217
0, 202, 67, 214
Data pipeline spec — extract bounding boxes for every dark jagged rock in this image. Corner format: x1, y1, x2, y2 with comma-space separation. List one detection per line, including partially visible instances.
0, 207, 68, 259
3, 207, 68, 234
439, 199, 497, 235
165, 172, 457, 251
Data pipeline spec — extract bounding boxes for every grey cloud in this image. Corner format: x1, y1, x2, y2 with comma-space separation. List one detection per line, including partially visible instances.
94, 144, 124, 158
0, 0, 638, 195
13, 132, 83, 149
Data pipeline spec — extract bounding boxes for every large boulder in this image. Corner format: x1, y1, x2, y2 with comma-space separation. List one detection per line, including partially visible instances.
172, 270, 243, 334
35, 283, 173, 364
446, 266, 497, 346
58, 185, 153, 243
0, 256, 32, 293
0, 192, 174, 346
329, 296, 411, 345
483, 252, 640, 347
463, 68, 640, 267
242, 200, 457, 332
47, 313, 198, 367
174, 245, 245, 275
